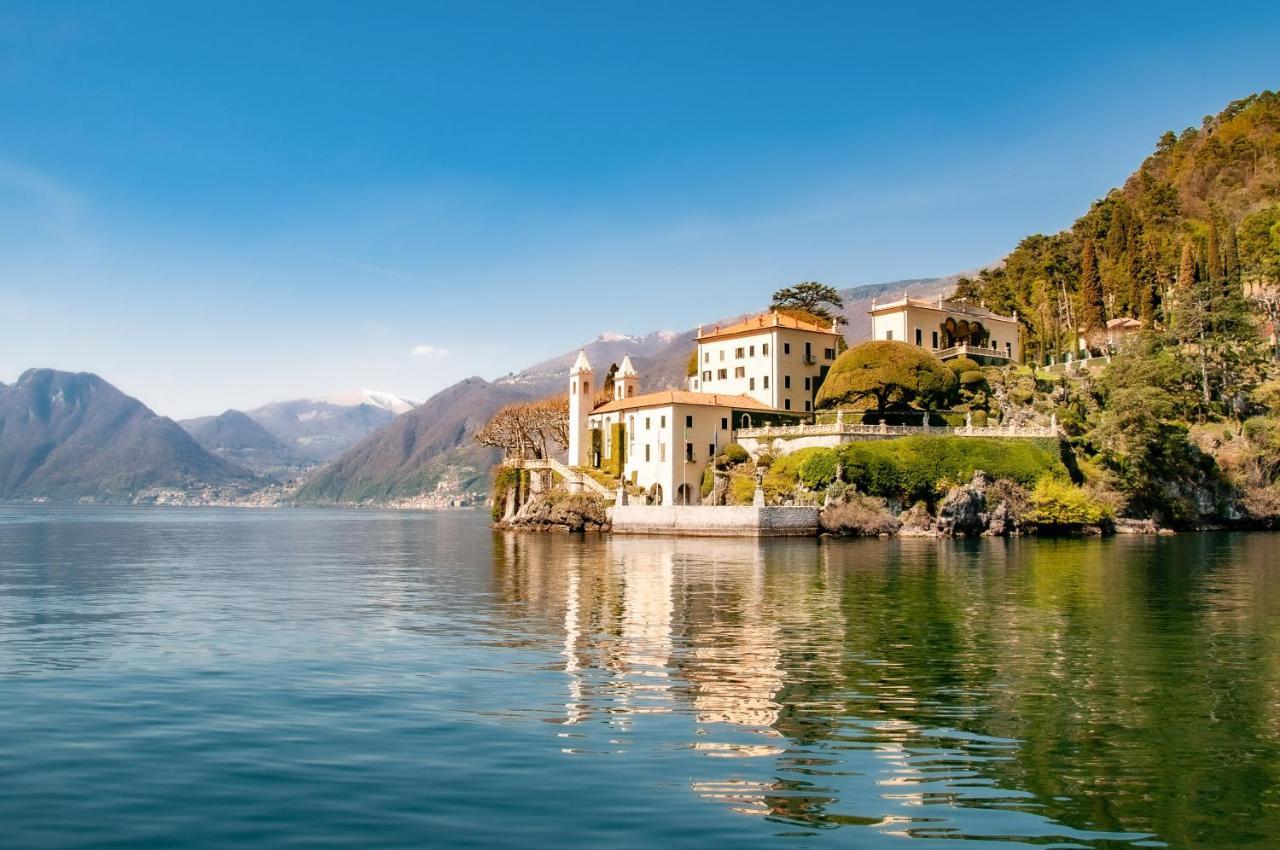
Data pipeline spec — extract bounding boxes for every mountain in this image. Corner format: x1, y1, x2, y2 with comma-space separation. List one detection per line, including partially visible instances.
318, 389, 419, 416
958, 90, 1280, 359
0, 369, 257, 503
495, 330, 690, 395
180, 409, 310, 474
241, 394, 414, 462
293, 377, 534, 504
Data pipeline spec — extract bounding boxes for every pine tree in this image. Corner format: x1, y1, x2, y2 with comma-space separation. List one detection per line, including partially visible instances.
1078, 239, 1106, 346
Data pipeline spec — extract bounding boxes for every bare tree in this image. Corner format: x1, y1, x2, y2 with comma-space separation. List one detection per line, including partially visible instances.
475, 395, 570, 460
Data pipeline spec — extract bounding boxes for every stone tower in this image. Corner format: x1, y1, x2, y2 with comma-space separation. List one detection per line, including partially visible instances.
614, 354, 638, 401
568, 349, 594, 467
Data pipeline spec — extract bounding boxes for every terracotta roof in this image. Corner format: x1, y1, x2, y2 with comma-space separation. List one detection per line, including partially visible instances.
697, 311, 838, 341
1106, 317, 1142, 330
591, 390, 776, 415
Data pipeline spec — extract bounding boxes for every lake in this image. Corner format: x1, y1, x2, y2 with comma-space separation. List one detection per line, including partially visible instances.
2, 507, 1278, 849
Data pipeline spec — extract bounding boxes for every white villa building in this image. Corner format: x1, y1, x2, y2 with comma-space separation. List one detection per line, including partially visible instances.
567, 311, 837, 504
868, 296, 1023, 364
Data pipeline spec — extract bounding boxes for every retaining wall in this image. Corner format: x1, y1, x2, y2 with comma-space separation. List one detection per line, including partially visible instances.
608, 504, 819, 537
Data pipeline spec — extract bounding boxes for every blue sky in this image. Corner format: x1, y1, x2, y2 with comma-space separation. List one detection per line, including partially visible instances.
1, 1, 1277, 418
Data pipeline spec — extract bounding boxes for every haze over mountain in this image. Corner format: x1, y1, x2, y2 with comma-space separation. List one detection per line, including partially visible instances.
0, 369, 255, 503
180, 410, 310, 475
229, 391, 420, 463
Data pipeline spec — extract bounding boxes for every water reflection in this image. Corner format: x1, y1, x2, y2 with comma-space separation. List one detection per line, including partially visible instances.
493, 531, 1280, 846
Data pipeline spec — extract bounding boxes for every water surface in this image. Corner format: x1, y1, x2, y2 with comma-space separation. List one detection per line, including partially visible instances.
2, 507, 1278, 848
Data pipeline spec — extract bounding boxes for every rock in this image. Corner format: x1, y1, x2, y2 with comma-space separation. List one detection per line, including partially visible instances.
499, 492, 610, 532
897, 502, 937, 537
936, 471, 990, 537
1114, 518, 1160, 535
983, 499, 1012, 537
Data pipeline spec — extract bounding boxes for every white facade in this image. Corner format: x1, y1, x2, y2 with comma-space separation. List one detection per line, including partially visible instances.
589, 394, 768, 505
868, 297, 1022, 363
686, 312, 841, 414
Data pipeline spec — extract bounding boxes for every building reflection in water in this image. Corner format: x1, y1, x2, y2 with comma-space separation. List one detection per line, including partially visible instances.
490, 531, 1273, 845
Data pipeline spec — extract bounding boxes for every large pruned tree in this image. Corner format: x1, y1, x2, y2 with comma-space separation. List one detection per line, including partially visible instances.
475, 396, 570, 460
770, 282, 844, 324
814, 340, 956, 416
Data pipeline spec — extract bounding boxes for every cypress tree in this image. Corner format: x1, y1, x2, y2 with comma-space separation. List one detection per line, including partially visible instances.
1078, 239, 1106, 341
1172, 241, 1211, 406
1206, 218, 1223, 291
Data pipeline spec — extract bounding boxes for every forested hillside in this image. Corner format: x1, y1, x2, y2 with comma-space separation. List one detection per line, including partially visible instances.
958, 91, 1280, 361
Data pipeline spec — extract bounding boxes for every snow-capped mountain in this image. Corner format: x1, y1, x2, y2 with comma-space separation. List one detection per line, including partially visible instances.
319, 389, 420, 416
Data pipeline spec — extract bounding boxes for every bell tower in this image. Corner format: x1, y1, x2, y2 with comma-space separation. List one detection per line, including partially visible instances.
567, 349, 594, 467
615, 354, 639, 400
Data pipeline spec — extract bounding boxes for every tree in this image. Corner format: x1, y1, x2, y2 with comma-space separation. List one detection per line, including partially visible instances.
815, 340, 956, 415
1078, 239, 1106, 346
475, 396, 570, 460
770, 282, 843, 324
1170, 240, 1212, 408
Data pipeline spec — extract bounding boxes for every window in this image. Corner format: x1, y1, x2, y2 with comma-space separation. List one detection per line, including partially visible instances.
685, 415, 693, 428
704, 352, 710, 363
720, 417, 728, 430
709, 444, 716, 458
719, 350, 725, 361
660, 415, 666, 428
783, 342, 791, 355
805, 342, 812, 361
805, 400, 811, 412
825, 347, 836, 360
717, 368, 728, 380
685, 443, 694, 461
702, 370, 712, 382
749, 378, 755, 390
763, 343, 770, 355
735, 347, 745, 359
645, 444, 651, 461
804, 377, 811, 390
784, 399, 791, 410
784, 375, 791, 389
659, 443, 666, 462
932, 330, 939, 349
915, 328, 922, 346
1006, 341, 1012, 355
734, 366, 745, 378
886, 330, 893, 340
763, 376, 770, 389
749, 345, 755, 356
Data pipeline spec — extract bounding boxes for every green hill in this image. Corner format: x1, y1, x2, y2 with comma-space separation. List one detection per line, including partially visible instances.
958, 90, 1280, 361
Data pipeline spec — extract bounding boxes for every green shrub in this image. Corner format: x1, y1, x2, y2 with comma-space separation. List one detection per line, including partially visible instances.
816, 340, 957, 412
960, 370, 986, 387
729, 475, 757, 504
1009, 388, 1034, 406
947, 356, 981, 376
972, 410, 988, 427
1025, 476, 1109, 527
718, 442, 750, 467
797, 450, 839, 489
490, 466, 526, 522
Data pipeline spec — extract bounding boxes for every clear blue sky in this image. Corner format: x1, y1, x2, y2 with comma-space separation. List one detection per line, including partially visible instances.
1, 1, 1277, 417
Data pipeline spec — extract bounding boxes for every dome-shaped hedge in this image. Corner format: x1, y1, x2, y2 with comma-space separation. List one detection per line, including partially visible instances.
815, 340, 956, 413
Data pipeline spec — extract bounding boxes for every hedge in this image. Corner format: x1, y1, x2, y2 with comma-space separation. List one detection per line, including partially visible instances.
766, 436, 1067, 504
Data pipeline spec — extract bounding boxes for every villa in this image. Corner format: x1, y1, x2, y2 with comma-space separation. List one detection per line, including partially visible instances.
868, 296, 1022, 364
568, 311, 837, 504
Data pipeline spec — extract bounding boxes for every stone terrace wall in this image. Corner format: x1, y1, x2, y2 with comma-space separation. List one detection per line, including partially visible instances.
608, 505, 819, 537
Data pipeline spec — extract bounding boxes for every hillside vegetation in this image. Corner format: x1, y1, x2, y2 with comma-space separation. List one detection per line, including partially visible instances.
958, 91, 1280, 362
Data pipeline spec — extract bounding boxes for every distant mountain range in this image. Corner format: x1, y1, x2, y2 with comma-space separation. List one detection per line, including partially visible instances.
0, 369, 256, 503
179, 410, 310, 474
179, 389, 420, 466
